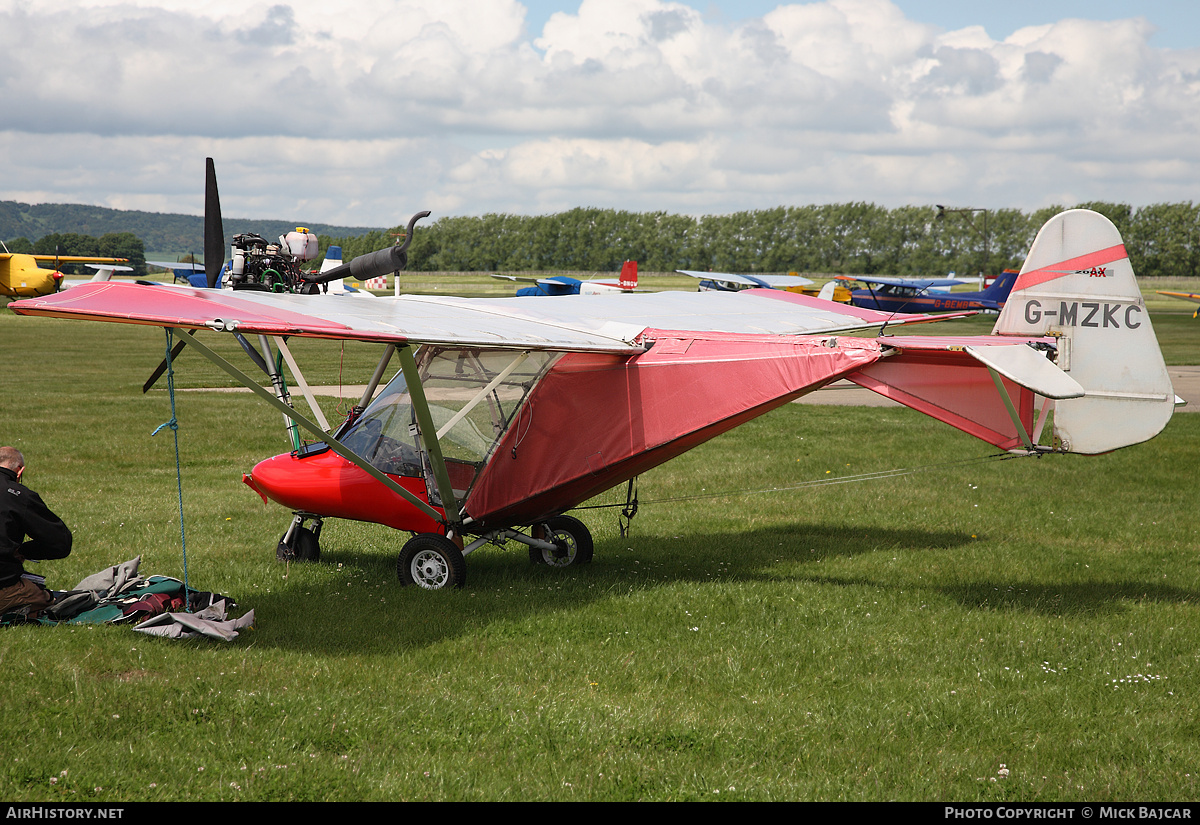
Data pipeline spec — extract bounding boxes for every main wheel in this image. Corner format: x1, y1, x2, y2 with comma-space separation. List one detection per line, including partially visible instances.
529, 514, 594, 567
398, 533, 466, 590
277, 525, 320, 562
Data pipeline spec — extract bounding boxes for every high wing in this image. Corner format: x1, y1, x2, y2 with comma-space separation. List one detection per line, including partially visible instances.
20, 254, 130, 266
1159, 291, 1200, 306
679, 270, 814, 289
837, 275, 966, 290
147, 260, 204, 272
9, 281, 956, 354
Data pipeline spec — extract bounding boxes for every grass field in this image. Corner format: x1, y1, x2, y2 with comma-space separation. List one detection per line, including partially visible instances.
2, 297, 1200, 801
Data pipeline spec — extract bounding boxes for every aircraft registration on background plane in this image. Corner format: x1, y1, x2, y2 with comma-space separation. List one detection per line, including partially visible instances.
836, 270, 1019, 313
0, 246, 129, 298
10, 162, 1177, 592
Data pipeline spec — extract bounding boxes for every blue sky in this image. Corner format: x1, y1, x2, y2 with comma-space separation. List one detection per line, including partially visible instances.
523, 1, 1200, 47
1, 1, 1197, 226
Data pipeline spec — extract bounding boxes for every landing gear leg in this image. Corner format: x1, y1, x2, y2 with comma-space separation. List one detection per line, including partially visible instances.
277, 514, 323, 562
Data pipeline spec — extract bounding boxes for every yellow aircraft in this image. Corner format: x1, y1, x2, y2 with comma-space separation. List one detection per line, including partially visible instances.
1, 248, 129, 298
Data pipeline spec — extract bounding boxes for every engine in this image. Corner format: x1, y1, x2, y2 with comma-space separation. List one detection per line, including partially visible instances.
228, 228, 319, 292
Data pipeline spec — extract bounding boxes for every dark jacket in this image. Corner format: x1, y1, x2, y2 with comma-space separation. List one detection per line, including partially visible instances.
0, 466, 72, 589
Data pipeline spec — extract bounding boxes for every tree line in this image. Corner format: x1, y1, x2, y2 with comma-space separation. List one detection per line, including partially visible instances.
328, 201, 1200, 279
3, 232, 148, 276
9, 201, 1199, 280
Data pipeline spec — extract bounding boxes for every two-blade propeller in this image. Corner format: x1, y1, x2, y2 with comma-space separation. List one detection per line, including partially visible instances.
142, 158, 429, 392
204, 157, 224, 290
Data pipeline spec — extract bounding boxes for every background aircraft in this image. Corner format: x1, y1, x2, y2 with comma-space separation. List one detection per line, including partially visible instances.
8, 208, 1174, 591
494, 260, 638, 296
147, 260, 207, 287
838, 269, 1019, 312
680, 270, 848, 301
59, 263, 134, 290
679, 270, 813, 293
1, 249, 129, 298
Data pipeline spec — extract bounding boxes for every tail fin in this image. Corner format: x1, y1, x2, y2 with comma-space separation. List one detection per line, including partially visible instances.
980, 268, 1019, 309
993, 209, 1174, 453
619, 260, 637, 290
321, 245, 345, 294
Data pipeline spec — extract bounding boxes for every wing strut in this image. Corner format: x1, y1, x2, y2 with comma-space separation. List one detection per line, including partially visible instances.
172, 328, 446, 525
275, 337, 331, 432
258, 334, 301, 451
436, 351, 530, 440
396, 346, 463, 529
985, 366, 1037, 453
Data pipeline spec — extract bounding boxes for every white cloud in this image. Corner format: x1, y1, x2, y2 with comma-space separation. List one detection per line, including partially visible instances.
1, 0, 1198, 226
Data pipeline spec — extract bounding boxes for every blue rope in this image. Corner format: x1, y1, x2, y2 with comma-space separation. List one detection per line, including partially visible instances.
151, 328, 190, 608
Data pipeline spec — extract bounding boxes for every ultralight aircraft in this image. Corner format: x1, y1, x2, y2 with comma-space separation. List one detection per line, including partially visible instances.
8, 162, 1177, 590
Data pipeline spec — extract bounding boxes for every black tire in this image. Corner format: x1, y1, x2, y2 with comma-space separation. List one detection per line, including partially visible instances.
277, 526, 321, 562
294, 527, 321, 562
398, 533, 466, 590
529, 514, 594, 567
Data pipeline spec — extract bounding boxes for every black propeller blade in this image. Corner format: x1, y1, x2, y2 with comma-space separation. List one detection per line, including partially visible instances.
142, 339, 188, 394
204, 158, 225, 289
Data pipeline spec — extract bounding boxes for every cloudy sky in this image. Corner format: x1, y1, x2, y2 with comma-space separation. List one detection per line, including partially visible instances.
2, 0, 1197, 227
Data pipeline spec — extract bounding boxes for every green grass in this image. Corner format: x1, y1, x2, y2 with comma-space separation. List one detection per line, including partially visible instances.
1, 307, 1199, 801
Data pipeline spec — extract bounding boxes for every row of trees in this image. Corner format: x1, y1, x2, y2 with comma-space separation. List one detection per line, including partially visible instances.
8, 201, 1199, 280
4, 232, 148, 276
329, 201, 1200, 279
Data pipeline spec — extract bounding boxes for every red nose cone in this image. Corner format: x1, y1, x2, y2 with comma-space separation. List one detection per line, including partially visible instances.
245, 450, 442, 532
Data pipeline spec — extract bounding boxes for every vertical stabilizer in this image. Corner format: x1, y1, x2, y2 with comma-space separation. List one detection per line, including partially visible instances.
321, 245, 346, 294
993, 209, 1173, 453
619, 260, 637, 290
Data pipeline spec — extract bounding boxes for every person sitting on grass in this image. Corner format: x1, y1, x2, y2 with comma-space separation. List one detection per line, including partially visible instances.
0, 446, 72, 619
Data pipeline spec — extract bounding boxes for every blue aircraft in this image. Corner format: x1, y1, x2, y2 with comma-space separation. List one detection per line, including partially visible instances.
839, 269, 1019, 313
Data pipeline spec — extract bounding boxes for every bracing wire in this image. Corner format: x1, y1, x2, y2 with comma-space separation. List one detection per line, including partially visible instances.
573, 451, 1027, 512
150, 327, 191, 607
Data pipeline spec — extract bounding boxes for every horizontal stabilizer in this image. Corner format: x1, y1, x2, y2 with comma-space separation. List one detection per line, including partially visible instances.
963, 344, 1084, 400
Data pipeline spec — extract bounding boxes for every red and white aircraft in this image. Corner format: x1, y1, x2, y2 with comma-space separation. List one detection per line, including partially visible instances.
9, 208, 1176, 589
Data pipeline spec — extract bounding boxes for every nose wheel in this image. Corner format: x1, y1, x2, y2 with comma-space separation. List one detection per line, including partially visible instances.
277, 515, 322, 562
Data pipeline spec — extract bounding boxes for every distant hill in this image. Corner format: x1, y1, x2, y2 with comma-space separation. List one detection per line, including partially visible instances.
0, 200, 383, 257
